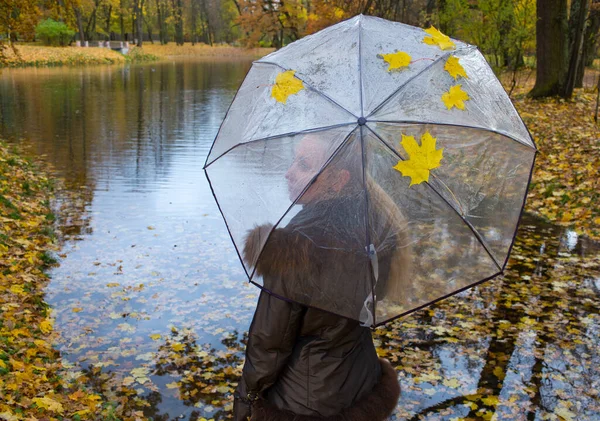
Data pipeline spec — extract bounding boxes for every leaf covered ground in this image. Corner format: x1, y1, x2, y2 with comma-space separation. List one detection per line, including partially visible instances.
0, 45, 156, 68
511, 73, 600, 239
0, 142, 112, 419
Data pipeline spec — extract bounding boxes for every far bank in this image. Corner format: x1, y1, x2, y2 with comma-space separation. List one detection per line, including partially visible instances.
0, 43, 273, 68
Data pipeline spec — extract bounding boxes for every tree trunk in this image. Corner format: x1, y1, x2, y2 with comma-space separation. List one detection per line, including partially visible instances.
171, 0, 184, 45
105, 5, 112, 41
584, 2, 600, 66
144, 14, 154, 44
529, 0, 569, 98
424, 0, 436, 26
177, 0, 184, 45
74, 6, 86, 42
561, 0, 590, 97
201, 0, 213, 46
120, 0, 125, 40
156, 0, 165, 44
191, 0, 198, 45
134, 0, 144, 46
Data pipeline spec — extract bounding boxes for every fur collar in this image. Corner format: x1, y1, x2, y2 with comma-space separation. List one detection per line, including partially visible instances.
250, 358, 400, 421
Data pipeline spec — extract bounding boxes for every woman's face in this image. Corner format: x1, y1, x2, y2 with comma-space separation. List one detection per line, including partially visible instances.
285, 136, 349, 204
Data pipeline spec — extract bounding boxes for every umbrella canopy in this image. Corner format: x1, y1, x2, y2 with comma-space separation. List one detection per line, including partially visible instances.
204, 15, 536, 327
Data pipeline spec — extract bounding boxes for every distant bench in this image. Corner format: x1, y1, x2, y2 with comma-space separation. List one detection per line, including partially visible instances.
75, 40, 130, 54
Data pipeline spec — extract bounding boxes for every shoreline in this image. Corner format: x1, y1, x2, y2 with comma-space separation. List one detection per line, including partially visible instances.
0, 141, 111, 419
0, 43, 273, 68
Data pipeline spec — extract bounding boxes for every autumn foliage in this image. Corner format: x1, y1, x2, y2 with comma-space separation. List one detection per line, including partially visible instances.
0, 143, 105, 420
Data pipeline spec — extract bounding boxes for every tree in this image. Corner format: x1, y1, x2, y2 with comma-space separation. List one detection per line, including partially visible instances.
529, 0, 569, 98
562, 0, 590, 98
0, 0, 40, 44
36, 18, 76, 46
237, 0, 307, 47
132, 0, 144, 45
172, 0, 184, 45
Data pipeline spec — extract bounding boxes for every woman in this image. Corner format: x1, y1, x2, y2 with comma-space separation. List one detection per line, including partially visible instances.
233, 133, 408, 421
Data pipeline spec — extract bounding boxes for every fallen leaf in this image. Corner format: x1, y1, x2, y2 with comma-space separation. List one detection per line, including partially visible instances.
32, 396, 64, 414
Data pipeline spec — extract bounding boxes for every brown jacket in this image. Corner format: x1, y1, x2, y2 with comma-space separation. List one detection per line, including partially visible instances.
233, 197, 401, 420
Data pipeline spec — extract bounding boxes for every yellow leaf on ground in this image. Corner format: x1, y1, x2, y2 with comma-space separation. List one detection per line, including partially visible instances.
171, 343, 185, 352
149, 333, 162, 340
442, 85, 470, 110
166, 381, 179, 389
465, 401, 478, 410
555, 406, 576, 421
393, 131, 444, 186
423, 26, 455, 50
381, 51, 411, 71
32, 397, 64, 414
444, 56, 468, 79
481, 395, 499, 406
443, 378, 461, 388
271, 70, 304, 104
9, 285, 26, 295
493, 366, 505, 380
72, 307, 83, 313
39, 319, 53, 334
0, 412, 20, 421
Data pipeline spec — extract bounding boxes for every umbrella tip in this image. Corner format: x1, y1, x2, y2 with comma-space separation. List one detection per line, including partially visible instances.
358, 117, 367, 126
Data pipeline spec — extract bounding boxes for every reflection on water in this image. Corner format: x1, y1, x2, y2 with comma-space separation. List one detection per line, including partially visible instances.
1, 63, 599, 420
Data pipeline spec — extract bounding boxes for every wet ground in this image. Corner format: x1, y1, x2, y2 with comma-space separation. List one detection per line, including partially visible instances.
1, 61, 598, 420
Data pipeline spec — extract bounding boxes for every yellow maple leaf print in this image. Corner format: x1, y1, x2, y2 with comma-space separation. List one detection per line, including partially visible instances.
442, 85, 470, 110
380, 51, 412, 71
271, 70, 304, 104
444, 56, 468, 79
423, 26, 455, 50
393, 131, 444, 186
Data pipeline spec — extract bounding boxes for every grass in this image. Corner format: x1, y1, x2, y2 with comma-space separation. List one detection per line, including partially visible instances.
138, 42, 273, 59
0, 44, 158, 68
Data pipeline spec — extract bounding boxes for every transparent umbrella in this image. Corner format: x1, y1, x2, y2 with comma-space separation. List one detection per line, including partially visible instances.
204, 15, 537, 327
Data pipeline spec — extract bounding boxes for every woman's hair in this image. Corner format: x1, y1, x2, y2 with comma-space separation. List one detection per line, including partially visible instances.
320, 131, 414, 311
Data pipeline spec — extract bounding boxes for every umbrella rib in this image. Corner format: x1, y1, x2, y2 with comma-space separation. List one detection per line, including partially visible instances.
247, 127, 360, 282
203, 122, 357, 168
258, 60, 359, 119
365, 51, 453, 119
365, 124, 503, 272
369, 119, 536, 150
358, 14, 365, 117
359, 125, 376, 325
